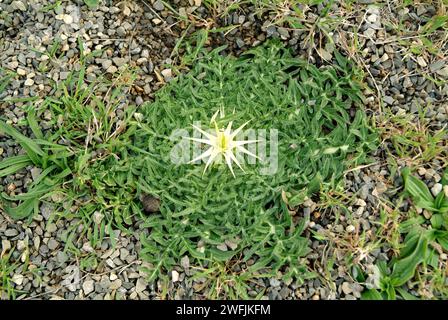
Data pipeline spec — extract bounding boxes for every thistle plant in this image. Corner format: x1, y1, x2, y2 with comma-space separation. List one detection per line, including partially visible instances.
132, 40, 378, 282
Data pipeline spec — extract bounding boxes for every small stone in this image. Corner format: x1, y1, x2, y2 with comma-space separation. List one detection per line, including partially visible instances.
417, 56, 427, 68
135, 278, 147, 293
11, 1, 27, 11
102, 60, 112, 70
341, 282, 353, 295
367, 14, 377, 23
63, 15, 73, 24
383, 96, 395, 105
59, 72, 70, 80
436, 67, 448, 78
269, 278, 281, 287
119, 248, 129, 261
1, 240, 11, 256
181, 256, 190, 271
161, 68, 172, 81
178, 7, 187, 18
110, 279, 122, 290
33, 236, 41, 251
24, 79, 34, 86
56, 251, 69, 264
216, 243, 227, 251
12, 274, 24, 286
318, 48, 332, 61
431, 183, 443, 197
225, 240, 238, 250
236, 38, 245, 48
106, 66, 118, 74
153, 0, 165, 11
112, 57, 127, 67
93, 211, 104, 225
363, 29, 375, 38
418, 167, 426, 176
152, 18, 162, 25
55, 14, 73, 24
135, 96, 144, 106
16, 68, 26, 76
83, 280, 94, 295
140, 194, 160, 213
123, 6, 131, 16
172, 270, 180, 283
30, 167, 42, 181
48, 239, 59, 250
429, 60, 444, 72
5, 229, 18, 237
346, 225, 355, 233
47, 223, 57, 233
116, 26, 126, 37
17, 239, 27, 251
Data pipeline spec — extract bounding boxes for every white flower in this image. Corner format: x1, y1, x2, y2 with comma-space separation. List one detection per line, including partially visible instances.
185, 111, 259, 177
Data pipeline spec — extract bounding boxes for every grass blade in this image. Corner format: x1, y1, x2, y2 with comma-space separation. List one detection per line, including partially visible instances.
0, 120, 44, 165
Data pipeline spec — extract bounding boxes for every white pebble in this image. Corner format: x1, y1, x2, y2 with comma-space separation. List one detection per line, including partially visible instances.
12, 274, 24, 286
346, 225, 355, 233
172, 270, 180, 283
431, 183, 443, 197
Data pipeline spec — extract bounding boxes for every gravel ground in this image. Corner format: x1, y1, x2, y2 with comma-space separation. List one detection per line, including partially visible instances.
1, 0, 447, 300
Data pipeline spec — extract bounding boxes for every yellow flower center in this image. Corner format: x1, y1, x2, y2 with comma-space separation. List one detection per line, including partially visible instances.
216, 131, 229, 152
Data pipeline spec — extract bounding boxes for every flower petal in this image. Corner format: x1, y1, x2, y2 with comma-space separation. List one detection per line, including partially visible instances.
192, 125, 215, 140
223, 152, 236, 178
236, 145, 260, 160
184, 137, 215, 145
230, 121, 250, 139
228, 150, 245, 173
232, 139, 260, 147
189, 146, 214, 164
203, 148, 220, 174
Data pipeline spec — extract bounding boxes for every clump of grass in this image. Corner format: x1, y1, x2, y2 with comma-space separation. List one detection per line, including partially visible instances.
356, 168, 448, 300
1, 40, 377, 286
0, 248, 19, 300
0, 53, 141, 247
132, 40, 377, 281
379, 108, 448, 167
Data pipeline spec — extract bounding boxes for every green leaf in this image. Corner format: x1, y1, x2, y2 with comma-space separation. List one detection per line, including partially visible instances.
209, 248, 237, 261
385, 284, 397, 300
4, 198, 39, 220
361, 289, 383, 300
433, 230, 448, 251
430, 213, 443, 229
27, 110, 44, 140
422, 15, 448, 34
402, 167, 436, 211
434, 191, 447, 213
396, 287, 418, 300
83, 0, 99, 8
287, 189, 308, 207
390, 234, 427, 286
0, 155, 32, 177
0, 120, 45, 165
441, 168, 448, 185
